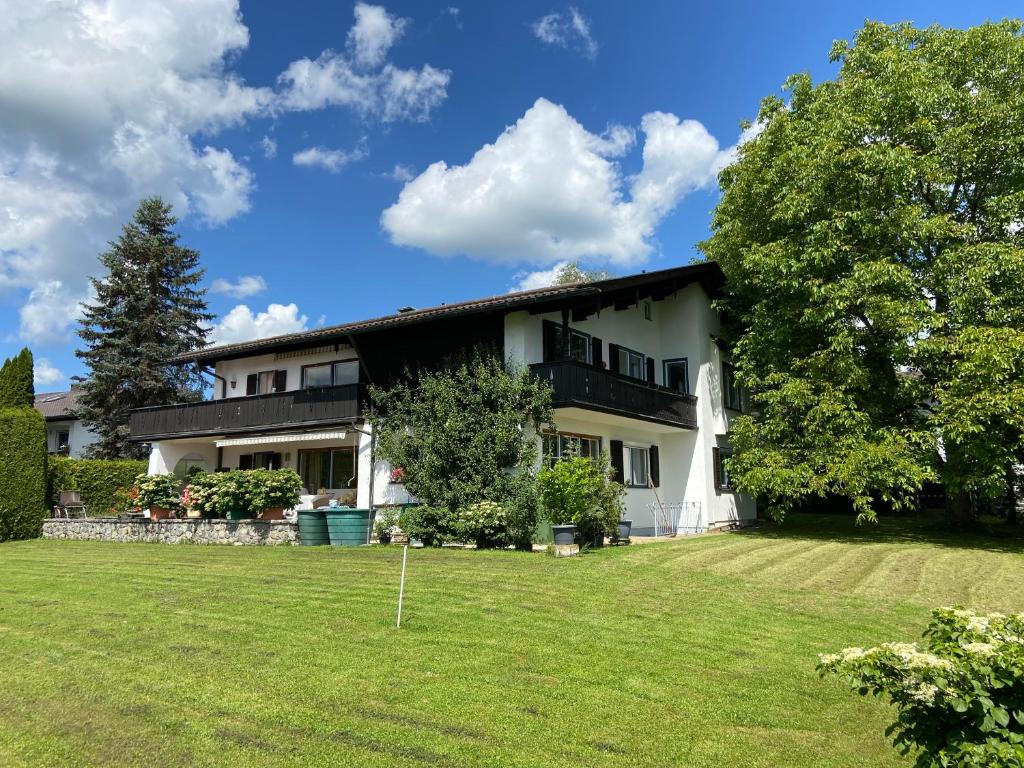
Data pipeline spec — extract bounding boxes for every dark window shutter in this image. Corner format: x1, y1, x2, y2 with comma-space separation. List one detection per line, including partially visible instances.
274, 369, 287, 392
591, 337, 603, 367
609, 440, 624, 483
646, 357, 656, 385
609, 344, 621, 373
246, 374, 257, 396
712, 447, 722, 491
239, 454, 254, 470
542, 320, 558, 362
649, 445, 660, 487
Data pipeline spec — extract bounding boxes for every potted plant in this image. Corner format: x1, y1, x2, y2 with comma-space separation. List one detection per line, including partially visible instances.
616, 517, 632, 543
181, 485, 201, 518
182, 472, 221, 519
248, 469, 302, 520
136, 473, 183, 520
220, 472, 254, 520
374, 506, 400, 544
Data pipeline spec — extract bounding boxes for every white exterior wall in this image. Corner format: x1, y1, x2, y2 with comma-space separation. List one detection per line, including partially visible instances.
46, 418, 99, 458
213, 344, 358, 398
505, 282, 756, 533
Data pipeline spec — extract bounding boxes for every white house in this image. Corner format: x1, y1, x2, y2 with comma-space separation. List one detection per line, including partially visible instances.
131, 263, 756, 534
34, 386, 99, 458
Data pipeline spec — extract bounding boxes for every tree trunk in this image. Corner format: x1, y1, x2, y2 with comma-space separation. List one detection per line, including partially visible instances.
945, 487, 976, 531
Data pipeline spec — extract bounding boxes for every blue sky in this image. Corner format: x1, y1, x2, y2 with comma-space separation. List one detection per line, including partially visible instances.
0, 0, 1018, 389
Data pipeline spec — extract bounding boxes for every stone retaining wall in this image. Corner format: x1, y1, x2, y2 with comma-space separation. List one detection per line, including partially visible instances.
42, 517, 298, 546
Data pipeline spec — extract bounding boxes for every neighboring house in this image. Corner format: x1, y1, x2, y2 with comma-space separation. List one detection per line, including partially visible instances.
130, 262, 756, 534
34, 387, 99, 458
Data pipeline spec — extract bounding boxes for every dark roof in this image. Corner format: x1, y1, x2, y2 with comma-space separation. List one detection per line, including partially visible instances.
34, 389, 81, 420
175, 261, 724, 365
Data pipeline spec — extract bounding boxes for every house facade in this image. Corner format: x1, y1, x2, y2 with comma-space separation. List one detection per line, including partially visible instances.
130, 263, 756, 535
34, 387, 99, 457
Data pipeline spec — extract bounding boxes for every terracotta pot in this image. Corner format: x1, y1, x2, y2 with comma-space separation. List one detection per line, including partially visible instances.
260, 506, 286, 520
149, 505, 173, 521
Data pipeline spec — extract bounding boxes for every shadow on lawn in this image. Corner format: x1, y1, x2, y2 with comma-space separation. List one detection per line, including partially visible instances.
737, 512, 1024, 555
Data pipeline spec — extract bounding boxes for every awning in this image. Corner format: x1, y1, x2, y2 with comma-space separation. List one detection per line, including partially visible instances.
215, 431, 349, 448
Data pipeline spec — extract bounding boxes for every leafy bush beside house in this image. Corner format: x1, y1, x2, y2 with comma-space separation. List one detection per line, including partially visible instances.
47, 456, 149, 515
370, 349, 553, 549
537, 450, 624, 546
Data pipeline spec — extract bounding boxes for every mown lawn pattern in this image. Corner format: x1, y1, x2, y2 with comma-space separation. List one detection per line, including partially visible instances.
1, 514, 1021, 767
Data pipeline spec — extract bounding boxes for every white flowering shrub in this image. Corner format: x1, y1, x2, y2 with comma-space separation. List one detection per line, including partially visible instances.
818, 607, 1024, 767
453, 500, 511, 549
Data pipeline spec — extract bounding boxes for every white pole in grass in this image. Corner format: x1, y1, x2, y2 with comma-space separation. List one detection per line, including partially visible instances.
396, 544, 409, 628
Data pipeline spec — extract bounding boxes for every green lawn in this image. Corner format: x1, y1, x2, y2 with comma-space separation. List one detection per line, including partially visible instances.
1, 515, 1022, 767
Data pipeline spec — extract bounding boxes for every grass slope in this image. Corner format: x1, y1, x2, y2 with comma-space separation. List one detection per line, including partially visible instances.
1, 514, 1022, 767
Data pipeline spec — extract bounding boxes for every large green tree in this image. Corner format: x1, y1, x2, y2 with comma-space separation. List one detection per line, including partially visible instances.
76, 197, 213, 459
701, 21, 1024, 526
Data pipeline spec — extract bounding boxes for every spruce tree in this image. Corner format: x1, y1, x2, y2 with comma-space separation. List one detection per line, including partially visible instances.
76, 197, 213, 459
0, 348, 35, 408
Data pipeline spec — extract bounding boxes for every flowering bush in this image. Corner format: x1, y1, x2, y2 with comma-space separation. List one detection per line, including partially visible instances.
246, 468, 302, 513
818, 607, 1024, 767
110, 485, 142, 517
135, 473, 183, 513
389, 466, 405, 484
453, 500, 512, 549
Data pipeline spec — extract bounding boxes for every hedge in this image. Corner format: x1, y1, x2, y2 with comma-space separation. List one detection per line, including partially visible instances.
48, 456, 149, 516
0, 406, 48, 541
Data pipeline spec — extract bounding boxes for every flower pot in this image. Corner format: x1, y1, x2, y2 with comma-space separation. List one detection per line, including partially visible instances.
149, 505, 174, 521
617, 519, 632, 542
260, 506, 286, 520
185, 509, 201, 519
226, 509, 256, 520
551, 524, 576, 546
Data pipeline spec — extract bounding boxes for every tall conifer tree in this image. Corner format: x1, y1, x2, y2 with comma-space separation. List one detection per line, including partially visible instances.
76, 197, 212, 459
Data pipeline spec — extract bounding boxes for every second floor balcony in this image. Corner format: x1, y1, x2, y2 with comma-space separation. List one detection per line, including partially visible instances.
129, 384, 364, 441
530, 360, 697, 429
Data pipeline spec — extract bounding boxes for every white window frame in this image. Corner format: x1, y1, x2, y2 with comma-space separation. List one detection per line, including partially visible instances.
543, 431, 602, 466
624, 444, 650, 488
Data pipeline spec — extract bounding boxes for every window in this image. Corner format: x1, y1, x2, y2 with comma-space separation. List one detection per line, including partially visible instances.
246, 369, 286, 395
57, 430, 70, 454
713, 446, 733, 491
625, 445, 650, 487
298, 447, 356, 493
302, 360, 359, 389
545, 323, 592, 364
663, 358, 690, 394
643, 301, 652, 321
543, 431, 601, 466
239, 452, 281, 470
617, 346, 646, 380
722, 363, 744, 411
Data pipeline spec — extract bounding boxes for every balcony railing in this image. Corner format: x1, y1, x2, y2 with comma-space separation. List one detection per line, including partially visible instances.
129, 384, 364, 441
530, 360, 697, 429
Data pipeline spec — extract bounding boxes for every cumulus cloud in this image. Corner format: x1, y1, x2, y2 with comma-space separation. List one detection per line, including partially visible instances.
19, 281, 88, 345
33, 357, 65, 387
293, 144, 368, 173
209, 303, 309, 345
511, 262, 571, 292
532, 7, 598, 59
386, 163, 416, 182
210, 275, 268, 299
0, 1, 449, 344
382, 98, 747, 267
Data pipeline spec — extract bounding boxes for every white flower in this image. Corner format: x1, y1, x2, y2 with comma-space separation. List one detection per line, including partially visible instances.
966, 616, 990, 633
910, 683, 939, 705
962, 642, 999, 656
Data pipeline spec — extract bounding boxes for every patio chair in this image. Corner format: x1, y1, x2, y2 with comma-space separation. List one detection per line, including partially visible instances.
53, 490, 87, 519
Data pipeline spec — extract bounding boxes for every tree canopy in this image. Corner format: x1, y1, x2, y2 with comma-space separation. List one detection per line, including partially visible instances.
701, 21, 1024, 525
76, 197, 212, 459
0, 348, 35, 409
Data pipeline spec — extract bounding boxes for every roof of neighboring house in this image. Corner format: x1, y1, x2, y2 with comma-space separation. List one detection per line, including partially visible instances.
175, 261, 726, 365
34, 389, 81, 420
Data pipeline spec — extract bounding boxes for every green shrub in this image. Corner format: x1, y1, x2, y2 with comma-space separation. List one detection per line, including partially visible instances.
245, 469, 302, 513
0, 406, 47, 541
818, 607, 1024, 767
452, 500, 513, 549
0, 348, 34, 409
374, 506, 401, 543
183, 469, 303, 518
47, 456, 148, 515
398, 505, 447, 547
537, 451, 624, 547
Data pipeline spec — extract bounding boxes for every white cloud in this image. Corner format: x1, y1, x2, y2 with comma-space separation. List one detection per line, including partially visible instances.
387, 163, 416, 182
532, 7, 598, 59
19, 281, 88, 345
293, 144, 368, 173
33, 357, 65, 387
210, 274, 268, 298
209, 303, 309, 345
511, 262, 571, 292
0, 0, 450, 344
260, 135, 278, 159
382, 98, 747, 267
348, 2, 407, 69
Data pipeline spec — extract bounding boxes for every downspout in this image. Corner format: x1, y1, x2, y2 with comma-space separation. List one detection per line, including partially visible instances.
197, 363, 228, 399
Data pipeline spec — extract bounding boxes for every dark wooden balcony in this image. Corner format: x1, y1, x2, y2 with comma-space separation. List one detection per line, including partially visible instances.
129, 384, 364, 441
530, 360, 697, 429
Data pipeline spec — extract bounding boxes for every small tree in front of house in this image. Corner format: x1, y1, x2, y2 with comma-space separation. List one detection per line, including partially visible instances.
369, 349, 553, 549
76, 197, 213, 459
